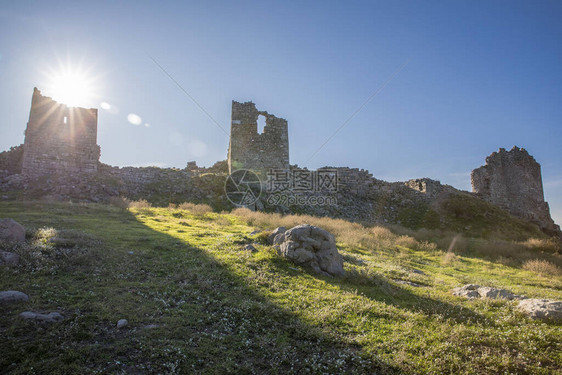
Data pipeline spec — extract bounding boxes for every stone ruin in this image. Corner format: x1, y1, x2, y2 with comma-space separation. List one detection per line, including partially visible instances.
227, 101, 289, 174
21, 87, 100, 176
471, 146, 560, 236
0, 89, 560, 239
405, 178, 444, 198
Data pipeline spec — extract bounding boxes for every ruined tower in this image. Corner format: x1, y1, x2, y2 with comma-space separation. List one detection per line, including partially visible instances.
227, 101, 289, 174
21, 87, 100, 176
471, 146, 560, 236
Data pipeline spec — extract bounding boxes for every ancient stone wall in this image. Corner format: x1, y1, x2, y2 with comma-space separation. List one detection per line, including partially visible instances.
0, 145, 24, 178
101, 165, 188, 183
95, 163, 226, 206
228, 101, 289, 174
471, 146, 560, 236
332, 167, 375, 196
21, 88, 100, 176
405, 178, 443, 198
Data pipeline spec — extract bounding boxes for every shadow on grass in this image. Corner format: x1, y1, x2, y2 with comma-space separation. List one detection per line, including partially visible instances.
264, 254, 493, 327
0, 202, 398, 374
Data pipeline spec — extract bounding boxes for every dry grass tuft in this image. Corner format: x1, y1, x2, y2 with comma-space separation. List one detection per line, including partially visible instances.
178, 202, 213, 216
520, 238, 561, 254
252, 230, 272, 245
128, 199, 152, 209
522, 259, 562, 277
395, 235, 418, 249
442, 251, 460, 265
108, 196, 130, 209
230, 207, 562, 268
231, 207, 426, 252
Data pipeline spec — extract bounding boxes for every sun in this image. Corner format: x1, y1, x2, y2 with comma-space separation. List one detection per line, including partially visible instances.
49, 71, 92, 107
43, 61, 100, 108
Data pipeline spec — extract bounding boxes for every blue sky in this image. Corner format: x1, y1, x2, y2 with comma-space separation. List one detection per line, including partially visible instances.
1, 1, 561, 224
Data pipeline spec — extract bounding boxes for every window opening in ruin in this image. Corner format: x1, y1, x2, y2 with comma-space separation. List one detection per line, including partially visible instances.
257, 115, 266, 134
63, 116, 67, 124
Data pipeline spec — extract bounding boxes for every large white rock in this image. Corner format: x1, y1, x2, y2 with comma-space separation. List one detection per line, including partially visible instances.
0, 218, 25, 243
452, 284, 522, 300
275, 224, 344, 277
517, 299, 562, 321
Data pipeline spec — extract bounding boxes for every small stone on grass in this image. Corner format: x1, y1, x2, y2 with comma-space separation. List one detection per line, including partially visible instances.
0, 290, 29, 304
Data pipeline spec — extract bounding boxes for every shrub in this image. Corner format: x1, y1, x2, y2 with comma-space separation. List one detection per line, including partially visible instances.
178, 202, 213, 216
522, 259, 562, 277
413, 240, 438, 252
442, 251, 460, 265
252, 230, 272, 245
520, 238, 561, 254
108, 196, 130, 209
395, 235, 418, 249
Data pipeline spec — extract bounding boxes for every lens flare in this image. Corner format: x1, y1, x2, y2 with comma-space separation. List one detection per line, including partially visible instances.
127, 113, 142, 125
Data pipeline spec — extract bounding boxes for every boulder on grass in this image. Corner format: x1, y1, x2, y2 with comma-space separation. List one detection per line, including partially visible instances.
268, 227, 286, 244
517, 299, 562, 321
275, 224, 344, 277
452, 284, 481, 299
0, 219, 25, 243
19, 311, 64, 323
452, 284, 522, 300
0, 290, 29, 304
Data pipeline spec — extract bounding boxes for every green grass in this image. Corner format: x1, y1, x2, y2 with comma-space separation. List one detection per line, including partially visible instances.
438, 193, 547, 240
0, 201, 561, 374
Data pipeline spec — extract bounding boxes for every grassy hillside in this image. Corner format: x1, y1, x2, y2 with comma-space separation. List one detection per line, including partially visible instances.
390, 191, 549, 241
437, 193, 548, 240
0, 201, 561, 374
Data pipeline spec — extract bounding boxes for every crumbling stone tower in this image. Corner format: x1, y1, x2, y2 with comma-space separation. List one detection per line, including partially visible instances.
227, 101, 289, 174
22, 87, 100, 176
471, 146, 560, 236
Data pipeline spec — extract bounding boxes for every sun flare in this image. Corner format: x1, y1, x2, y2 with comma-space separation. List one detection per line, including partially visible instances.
44, 62, 99, 108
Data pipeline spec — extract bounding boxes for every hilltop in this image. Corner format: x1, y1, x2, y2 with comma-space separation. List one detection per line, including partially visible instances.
1, 89, 560, 244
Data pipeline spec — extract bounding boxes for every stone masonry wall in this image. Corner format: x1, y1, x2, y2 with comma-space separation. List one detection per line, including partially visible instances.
405, 178, 443, 198
100, 164, 190, 188
471, 146, 560, 235
0, 145, 23, 178
228, 101, 289, 174
332, 167, 375, 196
21, 88, 100, 176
